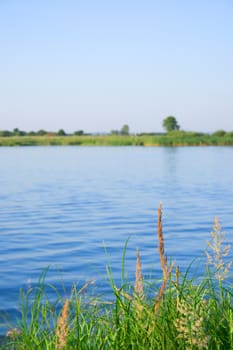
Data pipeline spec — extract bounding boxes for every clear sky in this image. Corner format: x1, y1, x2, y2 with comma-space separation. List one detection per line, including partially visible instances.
1, 0, 233, 133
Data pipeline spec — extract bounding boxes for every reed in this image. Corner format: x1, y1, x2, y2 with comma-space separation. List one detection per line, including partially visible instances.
56, 299, 69, 350
134, 249, 144, 299
154, 203, 174, 314
205, 217, 232, 281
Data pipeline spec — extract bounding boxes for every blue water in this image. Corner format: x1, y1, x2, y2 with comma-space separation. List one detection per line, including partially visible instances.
0, 146, 233, 334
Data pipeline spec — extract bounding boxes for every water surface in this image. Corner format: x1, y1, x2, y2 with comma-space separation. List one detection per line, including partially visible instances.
0, 146, 233, 333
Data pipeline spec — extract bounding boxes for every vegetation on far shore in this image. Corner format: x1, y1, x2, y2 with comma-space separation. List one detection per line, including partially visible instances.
1, 205, 232, 349
1, 117, 233, 146
1, 131, 233, 147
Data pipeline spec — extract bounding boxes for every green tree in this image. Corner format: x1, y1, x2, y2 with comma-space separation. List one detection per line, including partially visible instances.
121, 124, 129, 135
37, 129, 47, 136
0, 130, 12, 137
57, 129, 66, 136
27, 131, 36, 136
212, 130, 226, 137
111, 129, 120, 135
13, 128, 20, 135
162, 116, 180, 132
13, 128, 26, 136
73, 130, 84, 136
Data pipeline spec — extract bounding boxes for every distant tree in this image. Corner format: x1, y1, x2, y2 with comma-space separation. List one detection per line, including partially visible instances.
37, 129, 47, 136
162, 116, 180, 132
0, 130, 12, 137
111, 130, 120, 135
57, 129, 66, 136
28, 131, 36, 136
212, 130, 226, 137
121, 124, 130, 135
13, 128, 20, 135
13, 128, 26, 136
74, 130, 84, 136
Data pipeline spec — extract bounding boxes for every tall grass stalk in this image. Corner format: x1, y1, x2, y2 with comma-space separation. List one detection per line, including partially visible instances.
2, 206, 232, 349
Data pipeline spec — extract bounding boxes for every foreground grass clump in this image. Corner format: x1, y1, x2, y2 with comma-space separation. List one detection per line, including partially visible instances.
2, 206, 232, 349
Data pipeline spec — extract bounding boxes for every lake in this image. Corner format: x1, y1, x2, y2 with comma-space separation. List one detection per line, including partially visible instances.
0, 146, 233, 334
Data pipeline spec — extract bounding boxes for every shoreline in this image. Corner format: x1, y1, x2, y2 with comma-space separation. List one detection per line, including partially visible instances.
1, 134, 233, 147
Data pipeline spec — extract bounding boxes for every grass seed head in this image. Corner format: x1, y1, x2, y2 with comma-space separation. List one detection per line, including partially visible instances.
56, 299, 69, 349
205, 217, 232, 280
134, 249, 144, 300
174, 298, 209, 349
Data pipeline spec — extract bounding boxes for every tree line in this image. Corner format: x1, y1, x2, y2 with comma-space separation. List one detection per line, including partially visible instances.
0, 128, 85, 137
0, 125, 131, 137
0, 118, 232, 137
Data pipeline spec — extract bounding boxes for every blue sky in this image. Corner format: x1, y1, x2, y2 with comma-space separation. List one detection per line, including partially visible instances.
1, 0, 233, 133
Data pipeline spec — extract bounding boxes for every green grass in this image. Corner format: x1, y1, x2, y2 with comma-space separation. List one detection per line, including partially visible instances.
1, 210, 233, 349
1, 131, 233, 147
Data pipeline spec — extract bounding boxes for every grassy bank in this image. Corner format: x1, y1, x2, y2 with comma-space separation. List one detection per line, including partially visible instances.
1, 206, 233, 349
1, 131, 233, 146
